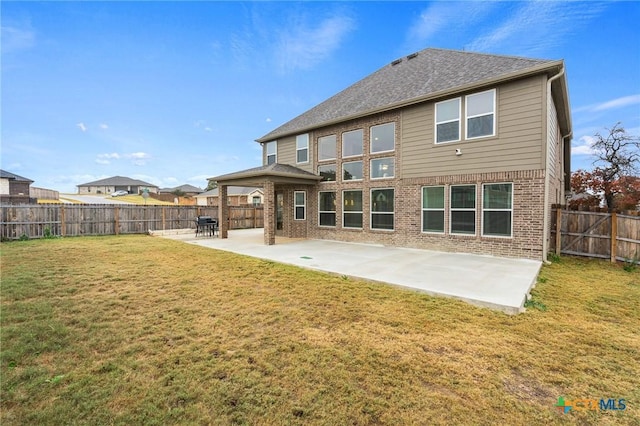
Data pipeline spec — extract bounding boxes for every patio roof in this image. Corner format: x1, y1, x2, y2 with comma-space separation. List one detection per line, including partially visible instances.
210, 163, 322, 187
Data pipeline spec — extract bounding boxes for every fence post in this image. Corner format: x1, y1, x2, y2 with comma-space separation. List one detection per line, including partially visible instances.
555, 208, 562, 256
610, 211, 617, 263
115, 206, 120, 235
162, 207, 166, 231
61, 205, 66, 237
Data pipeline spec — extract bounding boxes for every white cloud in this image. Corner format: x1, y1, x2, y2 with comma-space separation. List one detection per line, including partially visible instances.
99, 123, 109, 130
1, 24, 35, 53
592, 94, 640, 112
95, 152, 149, 166
407, 2, 495, 44
276, 13, 355, 73
77, 122, 87, 132
265, 117, 272, 123
465, 1, 607, 55
571, 135, 597, 156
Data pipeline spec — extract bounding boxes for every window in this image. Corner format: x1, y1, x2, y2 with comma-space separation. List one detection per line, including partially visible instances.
370, 123, 395, 153
294, 191, 306, 220
370, 158, 394, 179
342, 161, 363, 181
252, 196, 261, 206
466, 90, 495, 139
435, 98, 460, 143
371, 188, 394, 230
318, 192, 336, 227
296, 134, 309, 163
343, 190, 363, 228
342, 129, 363, 157
450, 185, 476, 235
482, 183, 512, 237
266, 141, 277, 165
318, 164, 336, 182
318, 135, 336, 161
422, 186, 445, 233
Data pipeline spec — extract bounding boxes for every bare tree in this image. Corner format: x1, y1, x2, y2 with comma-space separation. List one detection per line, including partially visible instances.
591, 122, 640, 209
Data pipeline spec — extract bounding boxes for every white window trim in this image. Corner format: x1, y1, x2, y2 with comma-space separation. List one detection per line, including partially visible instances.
421, 185, 446, 234
342, 160, 363, 182
370, 188, 394, 231
370, 122, 395, 154
294, 191, 306, 221
465, 89, 496, 140
342, 129, 364, 159
318, 191, 336, 227
370, 157, 395, 180
435, 97, 461, 144
449, 184, 477, 236
481, 182, 513, 238
296, 134, 309, 164
342, 190, 363, 229
266, 141, 277, 165
318, 134, 337, 162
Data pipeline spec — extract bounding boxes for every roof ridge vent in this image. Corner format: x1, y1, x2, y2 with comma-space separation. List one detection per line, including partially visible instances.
391, 58, 402, 66
407, 52, 419, 60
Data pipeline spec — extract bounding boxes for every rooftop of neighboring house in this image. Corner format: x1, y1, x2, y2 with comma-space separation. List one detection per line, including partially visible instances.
257, 47, 567, 142
198, 186, 263, 197
0, 169, 34, 183
77, 175, 158, 188
159, 184, 203, 194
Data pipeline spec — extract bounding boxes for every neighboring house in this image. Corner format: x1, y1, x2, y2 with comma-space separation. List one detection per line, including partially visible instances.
159, 184, 203, 196
77, 176, 159, 195
0, 170, 37, 205
195, 186, 264, 206
212, 48, 571, 261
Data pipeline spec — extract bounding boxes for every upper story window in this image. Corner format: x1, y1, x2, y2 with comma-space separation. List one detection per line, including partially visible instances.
318, 135, 336, 161
466, 90, 495, 139
435, 98, 461, 144
370, 123, 395, 153
266, 141, 277, 165
296, 134, 309, 164
342, 129, 363, 158
342, 161, 363, 181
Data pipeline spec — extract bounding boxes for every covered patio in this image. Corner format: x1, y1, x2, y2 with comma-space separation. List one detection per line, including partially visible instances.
212, 163, 322, 245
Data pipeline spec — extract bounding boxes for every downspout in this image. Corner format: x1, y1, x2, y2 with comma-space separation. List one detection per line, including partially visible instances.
543, 68, 565, 263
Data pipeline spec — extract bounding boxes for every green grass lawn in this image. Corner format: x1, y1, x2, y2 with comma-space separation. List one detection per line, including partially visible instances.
1, 236, 638, 425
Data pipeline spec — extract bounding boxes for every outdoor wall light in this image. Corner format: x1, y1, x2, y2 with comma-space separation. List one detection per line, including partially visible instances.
455, 149, 463, 156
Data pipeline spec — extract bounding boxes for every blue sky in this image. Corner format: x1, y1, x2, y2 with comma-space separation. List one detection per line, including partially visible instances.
2, 1, 639, 193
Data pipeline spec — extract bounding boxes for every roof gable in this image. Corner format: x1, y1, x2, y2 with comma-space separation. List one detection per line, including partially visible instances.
257, 48, 561, 142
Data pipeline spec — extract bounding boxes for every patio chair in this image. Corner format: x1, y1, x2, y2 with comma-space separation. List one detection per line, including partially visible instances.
195, 216, 217, 237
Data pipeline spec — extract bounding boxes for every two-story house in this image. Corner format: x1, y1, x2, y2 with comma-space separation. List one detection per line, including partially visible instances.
212, 48, 571, 261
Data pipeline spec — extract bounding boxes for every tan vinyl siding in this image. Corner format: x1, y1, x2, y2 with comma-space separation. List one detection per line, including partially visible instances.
402, 75, 546, 178
265, 134, 313, 172
547, 94, 559, 179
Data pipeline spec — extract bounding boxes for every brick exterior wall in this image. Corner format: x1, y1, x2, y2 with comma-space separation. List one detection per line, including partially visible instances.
298, 170, 545, 260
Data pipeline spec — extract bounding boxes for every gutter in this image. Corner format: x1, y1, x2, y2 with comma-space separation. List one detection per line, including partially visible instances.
542, 68, 566, 264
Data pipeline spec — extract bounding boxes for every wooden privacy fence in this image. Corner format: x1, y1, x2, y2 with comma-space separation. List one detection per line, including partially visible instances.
0, 205, 264, 240
551, 208, 640, 262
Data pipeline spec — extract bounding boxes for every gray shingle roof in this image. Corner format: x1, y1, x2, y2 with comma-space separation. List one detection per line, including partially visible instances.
0, 169, 33, 183
257, 48, 560, 142
77, 175, 158, 188
212, 163, 322, 183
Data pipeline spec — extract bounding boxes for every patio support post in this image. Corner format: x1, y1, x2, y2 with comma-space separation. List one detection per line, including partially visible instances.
263, 180, 276, 245
219, 184, 229, 239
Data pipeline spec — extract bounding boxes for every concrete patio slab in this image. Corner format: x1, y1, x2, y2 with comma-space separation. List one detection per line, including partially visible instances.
155, 228, 542, 314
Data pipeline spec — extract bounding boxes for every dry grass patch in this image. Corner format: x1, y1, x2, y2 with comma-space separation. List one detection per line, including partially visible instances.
1, 236, 638, 425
